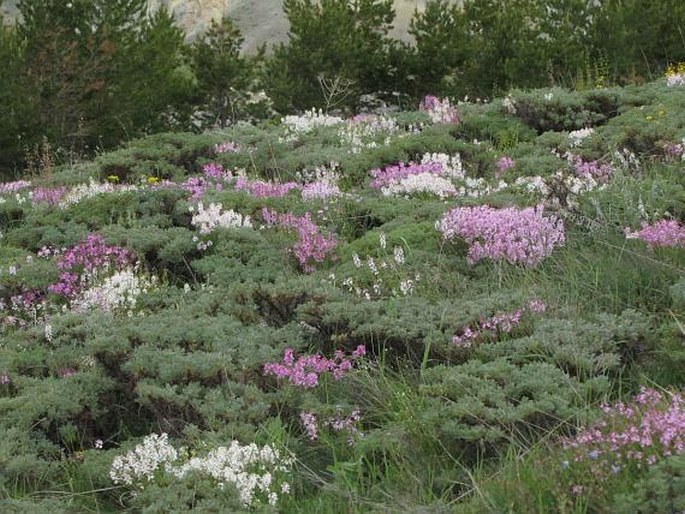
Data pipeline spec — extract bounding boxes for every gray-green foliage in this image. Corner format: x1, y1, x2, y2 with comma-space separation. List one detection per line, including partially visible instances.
612, 454, 685, 514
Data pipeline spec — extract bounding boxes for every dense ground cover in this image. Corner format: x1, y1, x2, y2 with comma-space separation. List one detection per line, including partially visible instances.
1, 74, 685, 512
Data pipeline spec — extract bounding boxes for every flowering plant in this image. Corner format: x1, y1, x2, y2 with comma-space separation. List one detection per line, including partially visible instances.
110, 433, 292, 508
562, 388, 685, 479
625, 219, 685, 249
263, 346, 366, 388
437, 204, 565, 266
262, 208, 337, 272
419, 95, 461, 124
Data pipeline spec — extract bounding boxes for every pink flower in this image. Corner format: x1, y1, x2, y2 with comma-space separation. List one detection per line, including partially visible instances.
300, 412, 318, 441
625, 219, 685, 249
496, 157, 515, 178
263, 346, 366, 388
438, 204, 565, 267
262, 209, 337, 272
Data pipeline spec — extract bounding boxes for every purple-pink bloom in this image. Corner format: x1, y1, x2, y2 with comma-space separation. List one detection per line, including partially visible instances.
47, 234, 134, 299
419, 95, 461, 124
562, 387, 685, 475
625, 219, 685, 249
496, 157, 515, 178
263, 346, 365, 388
31, 187, 69, 206
452, 300, 546, 348
300, 412, 319, 441
262, 208, 337, 272
0, 180, 31, 195
235, 176, 299, 198
369, 161, 445, 189
572, 156, 611, 181
214, 141, 241, 154
438, 204, 565, 267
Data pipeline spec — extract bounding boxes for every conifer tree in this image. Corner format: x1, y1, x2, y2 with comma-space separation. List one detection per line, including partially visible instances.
265, 0, 396, 112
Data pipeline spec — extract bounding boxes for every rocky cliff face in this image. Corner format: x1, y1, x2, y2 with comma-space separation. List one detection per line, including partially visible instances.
2, 1, 442, 52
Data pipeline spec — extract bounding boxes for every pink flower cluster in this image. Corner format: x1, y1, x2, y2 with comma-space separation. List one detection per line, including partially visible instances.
263, 346, 366, 389
563, 387, 685, 474
419, 95, 461, 124
300, 410, 363, 444
625, 219, 685, 249
664, 142, 684, 159
0, 180, 31, 195
213, 141, 241, 154
202, 162, 234, 182
496, 157, 515, 178
369, 161, 445, 189
235, 176, 300, 198
31, 187, 69, 206
438, 204, 565, 266
453, 299, 546, 348
181, 177, 211, 201
48, 234, 134, 298
262, 208, 337, 272
300, 181, 342, 201
180, 164, 235, 201
572, 156, 611, 181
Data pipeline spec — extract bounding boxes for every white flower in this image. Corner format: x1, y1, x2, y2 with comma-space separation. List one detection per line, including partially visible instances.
502, 95, 517, 114
111, 435, 293, 508
59, 178, 138, 208
191, 202, 253, 235
281, 109, 344, 142
568, 127, 594, 147
352, 253, 362, 268
71, 266, 155, 315
382, 173, 457, 199
110, 433, 179, 486
393, 246, 405, 265
337, 115, 398, 154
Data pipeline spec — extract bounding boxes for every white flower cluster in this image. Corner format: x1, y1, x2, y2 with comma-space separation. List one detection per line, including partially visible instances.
515, 176, 550, 195
330, 233, 419, 300
295, 161, 341, 184
281, 109, 344, 142
568, 127, 595, 147
190, 202, 253, 235
337, 115, 398, 154
612, 147, 641, 174
667, 72, 685, 87
71, 266, 156, 316
420, 152, 464, 180
513, 172, 607, 209
382, 173, 457, 199
455, 177, 509, 199
502, 95, 517, 114
170, 441, 292, 508
59, 179, 138, 208
110, 433, 292, 509
110, 433, 179, 486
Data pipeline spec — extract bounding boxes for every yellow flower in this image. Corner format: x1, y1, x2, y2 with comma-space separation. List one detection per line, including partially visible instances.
107, 175, 119, 183
147, 176, 160, 185
665, 62, 685, 77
